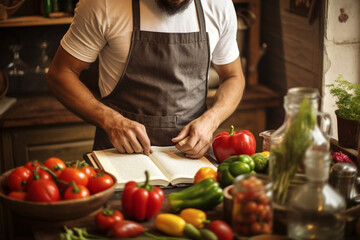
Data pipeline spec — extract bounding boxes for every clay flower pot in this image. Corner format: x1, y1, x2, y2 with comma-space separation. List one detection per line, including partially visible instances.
336, 110, 360, 149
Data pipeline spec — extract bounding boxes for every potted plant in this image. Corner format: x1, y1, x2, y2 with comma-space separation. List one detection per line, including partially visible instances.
326, 74, 360, 149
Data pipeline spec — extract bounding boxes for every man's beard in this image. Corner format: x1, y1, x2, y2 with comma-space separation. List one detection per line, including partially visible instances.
155, 0, 193, 15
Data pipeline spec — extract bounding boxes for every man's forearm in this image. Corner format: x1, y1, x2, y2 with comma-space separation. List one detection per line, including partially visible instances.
205, 57, 245, 130
205, 76, 244, 129
46, 49, 119, 131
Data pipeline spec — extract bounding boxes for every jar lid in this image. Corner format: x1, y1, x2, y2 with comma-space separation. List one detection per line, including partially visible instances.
286, 87, 319, 102
330, 162, 358, 178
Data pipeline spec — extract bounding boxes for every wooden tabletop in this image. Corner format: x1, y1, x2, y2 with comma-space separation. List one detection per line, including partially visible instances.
7, 186, 360, 240
10, 187, 228, 240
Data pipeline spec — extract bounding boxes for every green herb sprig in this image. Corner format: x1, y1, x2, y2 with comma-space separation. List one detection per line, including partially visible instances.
271, 98, 316, 205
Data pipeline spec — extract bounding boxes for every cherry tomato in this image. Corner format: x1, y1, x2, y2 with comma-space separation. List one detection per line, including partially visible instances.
8, 191, 27, 201
250, 222, 262, 235
26, 179, 60, 203
88, 172, 114, 194
244, 213, 257, 223
95, 208, 124, 232
26, 168, 53, 190
208, 220, 234, 240
81, 166, 97, 178
24, 160, 41, 171
110, 220, 144, 238
7, 167, 31, 191
59, 168, 89, 189
244, 201, 257, 213
44, 157, 66, 176
63, 183, 90, 200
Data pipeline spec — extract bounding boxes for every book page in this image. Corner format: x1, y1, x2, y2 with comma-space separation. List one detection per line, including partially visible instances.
150, 146, 217, 185
91, 148, 170, 189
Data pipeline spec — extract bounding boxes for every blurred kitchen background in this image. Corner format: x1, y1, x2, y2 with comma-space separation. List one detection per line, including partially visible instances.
0, 0, 359, 164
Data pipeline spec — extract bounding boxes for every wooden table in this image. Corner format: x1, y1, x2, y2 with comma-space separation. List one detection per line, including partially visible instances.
9, 187, 228, 240
6, 187, 360, 240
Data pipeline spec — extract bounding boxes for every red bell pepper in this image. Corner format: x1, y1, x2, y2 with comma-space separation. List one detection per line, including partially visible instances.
121, 171, 164, 221
212, 125, 256, 163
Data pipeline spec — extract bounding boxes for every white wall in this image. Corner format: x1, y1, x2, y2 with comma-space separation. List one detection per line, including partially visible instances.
323, 0, 360, 139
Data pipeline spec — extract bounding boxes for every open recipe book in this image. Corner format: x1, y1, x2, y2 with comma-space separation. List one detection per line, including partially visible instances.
86, 146, 217, 190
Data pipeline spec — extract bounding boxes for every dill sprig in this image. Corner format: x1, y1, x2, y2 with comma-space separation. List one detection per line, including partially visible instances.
271, 98, 316, 205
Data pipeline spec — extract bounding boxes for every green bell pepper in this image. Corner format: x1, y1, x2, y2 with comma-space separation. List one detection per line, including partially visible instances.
217, 154, 255, 188
168, 178, 223, 212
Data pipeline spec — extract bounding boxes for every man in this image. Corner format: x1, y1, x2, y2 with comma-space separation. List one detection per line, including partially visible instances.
47, 0, 245, 159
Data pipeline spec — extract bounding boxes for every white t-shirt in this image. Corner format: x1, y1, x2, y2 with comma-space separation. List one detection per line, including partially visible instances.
61, 0, 239, 97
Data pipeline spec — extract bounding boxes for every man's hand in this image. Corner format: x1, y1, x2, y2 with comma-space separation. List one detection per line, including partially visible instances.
172, 113, 218, 159
104, 113, 152, 156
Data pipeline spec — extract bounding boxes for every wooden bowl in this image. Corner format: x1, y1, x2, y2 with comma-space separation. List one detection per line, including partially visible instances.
0, 169, 117, 221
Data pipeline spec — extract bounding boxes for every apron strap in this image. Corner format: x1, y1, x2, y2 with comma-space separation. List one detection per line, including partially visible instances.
132, 0, 140, 31
194, 0, 207, 39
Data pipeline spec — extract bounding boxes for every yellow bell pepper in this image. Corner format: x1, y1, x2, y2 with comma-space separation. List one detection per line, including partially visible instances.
193, 167, 217, 184
154, 213, 186, 237
261, 151, 270, 158
179, 208, 209, 229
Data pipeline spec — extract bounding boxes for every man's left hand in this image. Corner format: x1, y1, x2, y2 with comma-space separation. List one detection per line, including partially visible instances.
172, 115, 217, 159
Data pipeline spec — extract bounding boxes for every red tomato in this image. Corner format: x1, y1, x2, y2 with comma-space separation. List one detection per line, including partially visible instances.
27, 168, 53, 190
63, 183, 90, 200
59, 168, 89, 188
110, 220, 144, 238
26, 179, 60, 203
208, 220, 234, 240
7, 167, 31, 191
88, 172, 114, 194
95, 208, 124, 232
24, 161, 41, 171
81, 166, 97, 178
8, 191, 27, 201
44, 157, 66, 176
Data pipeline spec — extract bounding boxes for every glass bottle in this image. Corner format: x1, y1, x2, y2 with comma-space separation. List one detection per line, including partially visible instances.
287, 149, 346, 240
269, 88, 331, 234
33, 41, 51, 75
5, 44, 28, 77
270, 88, 331, 205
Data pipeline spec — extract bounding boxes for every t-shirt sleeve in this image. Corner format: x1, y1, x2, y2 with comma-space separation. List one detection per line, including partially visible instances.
211, 0, 239, 65
60, 0, 107, 63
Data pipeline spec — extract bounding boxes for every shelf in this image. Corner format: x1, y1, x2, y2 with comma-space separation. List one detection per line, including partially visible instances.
0, 15, 72, 27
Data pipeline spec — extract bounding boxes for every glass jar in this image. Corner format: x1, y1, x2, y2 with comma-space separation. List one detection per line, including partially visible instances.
259, 130, 274, 152
232, 174, 272, 237
287, 149, 346, 240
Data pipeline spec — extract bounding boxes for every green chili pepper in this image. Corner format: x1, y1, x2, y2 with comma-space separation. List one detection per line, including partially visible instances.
199, 229, 218, 240
168, 178, 223, 212
183, 223, 202, 240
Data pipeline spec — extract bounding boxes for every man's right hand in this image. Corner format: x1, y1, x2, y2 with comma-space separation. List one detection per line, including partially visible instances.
103, 112, 152, 156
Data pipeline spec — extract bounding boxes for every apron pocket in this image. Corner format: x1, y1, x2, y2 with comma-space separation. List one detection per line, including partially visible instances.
119, 110, 177, 128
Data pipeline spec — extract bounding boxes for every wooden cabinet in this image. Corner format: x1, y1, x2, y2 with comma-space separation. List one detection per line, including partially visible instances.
0, 123, 95, 171
0, 95, 96, 173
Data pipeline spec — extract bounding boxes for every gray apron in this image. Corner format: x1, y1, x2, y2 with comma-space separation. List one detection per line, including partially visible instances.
93, 0, 210, 150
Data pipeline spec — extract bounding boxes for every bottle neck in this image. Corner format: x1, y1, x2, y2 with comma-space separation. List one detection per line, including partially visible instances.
304, 149, 331, 182
284, 99, 319, 117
